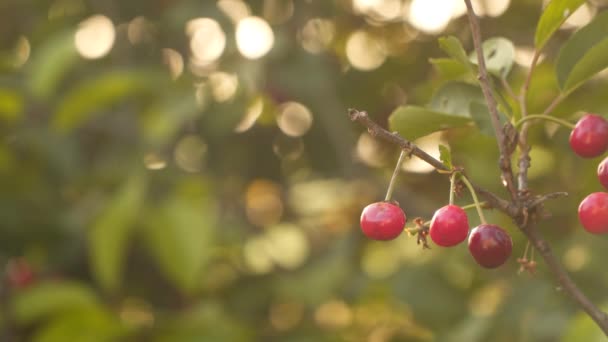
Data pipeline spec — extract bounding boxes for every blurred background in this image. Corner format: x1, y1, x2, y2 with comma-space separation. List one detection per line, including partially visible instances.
1, 0, 608, 341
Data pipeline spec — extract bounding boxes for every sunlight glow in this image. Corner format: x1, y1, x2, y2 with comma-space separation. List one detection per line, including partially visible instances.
353, 0, 402, 22
236, 16, 275, 59
74, 15, 115, 59
408, 0, 453, 34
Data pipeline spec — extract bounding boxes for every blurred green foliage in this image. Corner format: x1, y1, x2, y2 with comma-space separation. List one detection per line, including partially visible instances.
1, 0, 608, 341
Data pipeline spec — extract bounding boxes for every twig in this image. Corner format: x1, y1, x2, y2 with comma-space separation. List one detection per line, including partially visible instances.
517, 50, 541, 192
463, 0, 518, 202
543, 93, 566, 115
462, 1, 608, 335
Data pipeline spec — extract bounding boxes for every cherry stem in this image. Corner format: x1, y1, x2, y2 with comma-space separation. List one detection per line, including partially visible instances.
449, 173, 456, 205
513, 114, 575, 130
384, 149, 407, 202
461, 175, 487, 224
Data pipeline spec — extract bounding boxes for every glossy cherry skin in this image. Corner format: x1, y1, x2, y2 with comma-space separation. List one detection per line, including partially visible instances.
429, 205, 469, 247
360, 202, 406, 240
578, 192, 608, 234
468, 224, 512, 269
569, 114, 608, 158
598, 157, 608, 190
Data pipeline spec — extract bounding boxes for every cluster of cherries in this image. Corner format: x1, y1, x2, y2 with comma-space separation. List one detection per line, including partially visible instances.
360, 194, 512, 269
359, 112, 608, 269
570, 114, 608, 234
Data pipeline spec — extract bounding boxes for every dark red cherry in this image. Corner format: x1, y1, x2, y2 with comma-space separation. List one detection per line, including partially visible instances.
429, 205, 469, 247
468, 224, 512, 268
360, 202, 406, 241
578, 192, 608, 234
569, 114, 608, 158
598, 157, 608, 190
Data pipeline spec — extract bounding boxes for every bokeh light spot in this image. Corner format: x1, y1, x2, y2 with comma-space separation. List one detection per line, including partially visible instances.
236, 16, 275, 59
187, 18, 226, 65
74, 15, 115, 59
346, 30, 386, 71
299, 18, 335, 54
277, 102, 313, 137
402, 132, 446, 173
143, 152, 167, 170
245, 179, 283, 227
564, 244, 589, 272
174, 135, 207, 173
408, 0, 453, 34
161, 48, 184, 80
314, 300, 353, 329
235, 97, 264, 132
209, 72, 239, 102
217, 0, 251, 24
265, 223, 309, 269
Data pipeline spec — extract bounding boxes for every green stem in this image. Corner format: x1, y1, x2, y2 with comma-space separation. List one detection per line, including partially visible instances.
460, 175, 487, 224
513, 114, 575, 129
449, 173, 456, 205
385, 149, 407, 201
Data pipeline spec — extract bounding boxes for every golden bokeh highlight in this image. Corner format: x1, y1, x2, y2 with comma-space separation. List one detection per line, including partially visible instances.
353, 0, 403, 22
314, 300, 353, 329
217, 0, 251, 24
236, 16, 275, 59
209, 72, 239, 102
74, 15, 115, 59
356, 132, 387, 167
235, 97, 264, 132
127, 16, 154, 45
277, 102, 313, 137
174, 135, 207, 173
299, 18, 335, 54
243, 236, 274, 274
143, 152, 167, 170
187, 18, 226, 65
408, 0, 454, 34
13, 36, 31, 68
161, 48, 184, 80
346, 30, 386, 71
401, 132, 446, 173
263, 0, 294, 24
245, 179, 284, 227
264, 224, 309, 270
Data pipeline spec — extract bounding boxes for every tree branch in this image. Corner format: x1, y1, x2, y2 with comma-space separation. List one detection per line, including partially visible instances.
463, 0, 518, 202
462, 0, 608, 335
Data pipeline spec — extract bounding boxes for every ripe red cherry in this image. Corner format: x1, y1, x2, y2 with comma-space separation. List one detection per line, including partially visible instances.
468, 224, 512, 268
569, 114, 608, 158
598, 157, 608, 190
429, 205, 469, 247
360, 202, 406, 240
578, 192, 608, 234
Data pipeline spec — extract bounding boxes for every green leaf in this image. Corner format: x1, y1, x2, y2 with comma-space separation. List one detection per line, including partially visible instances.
534, 0, 585, 50
429, 58, 470, 79
90, 172, 146, 293
53, 69, 167, 132
469, 102, 507, 136
28, 30, 79, 99
429, 82, 484, 117
33, 307, 128, 342
469, 37, 515, 78
556, 11, 608, 92
388, 106, 471, 141
0, 87, 24, 122
11, 281, 99, 324
438, 36, 472, 67
141, 193, 215, 294
439, 145, 453, 170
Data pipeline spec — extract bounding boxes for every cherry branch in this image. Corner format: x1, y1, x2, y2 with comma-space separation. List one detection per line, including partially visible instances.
463, 0, 518, 202
463, 0, 608, 335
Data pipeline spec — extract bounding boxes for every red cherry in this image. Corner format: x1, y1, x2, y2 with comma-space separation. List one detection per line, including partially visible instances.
429, 205, 469, 247
360, 202, 406, 240
598, 157, 608, 190
578, 192, 608, 234
569, 114, 608, 158
468, 224, 512, 268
